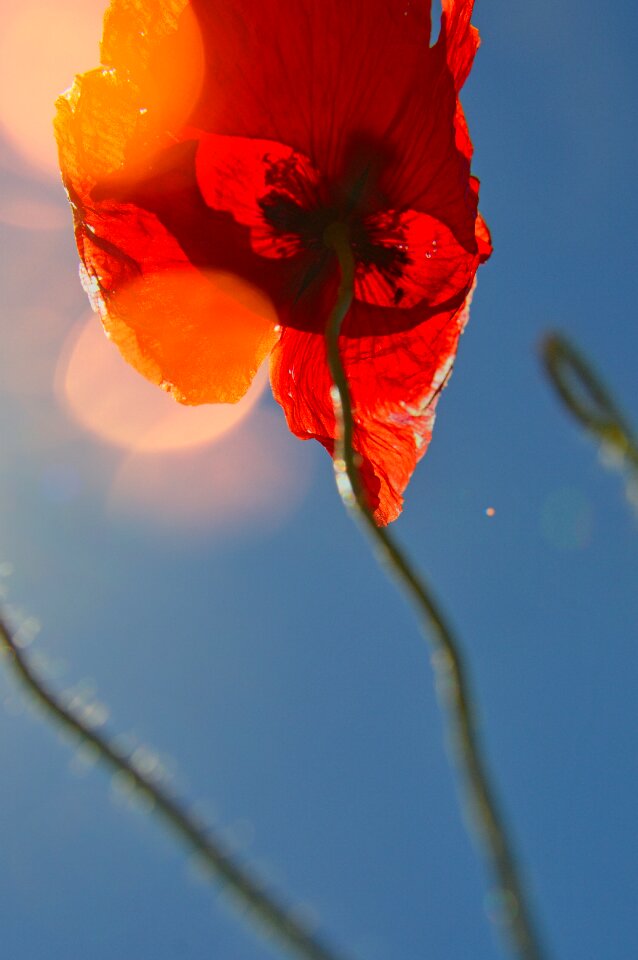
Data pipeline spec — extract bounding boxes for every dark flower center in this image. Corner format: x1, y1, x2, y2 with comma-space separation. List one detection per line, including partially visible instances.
258, 160, 411, 306
260, 192, 408, 268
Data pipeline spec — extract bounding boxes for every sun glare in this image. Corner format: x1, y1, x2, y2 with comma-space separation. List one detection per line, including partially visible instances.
0, 0, 105, 177
108, 409, 312, 534
0, 190, 68, 231
57, 312, 268, 452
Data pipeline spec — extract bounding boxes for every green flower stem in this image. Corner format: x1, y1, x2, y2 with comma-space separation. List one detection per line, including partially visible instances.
542, 333, 638, 479
0, 610, 353, 960
323, 222, 547, 960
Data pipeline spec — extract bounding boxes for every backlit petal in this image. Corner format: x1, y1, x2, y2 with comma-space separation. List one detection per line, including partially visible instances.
55, 7, 278, 404
270, 291, 474, 525
56, 0, 491, 523
439, 0, 480, 92
356, 209, 481, 310
77, 199, 278, 403
106, 262, 279, 405
189, 0, 478, 227
193, 131, 322, 258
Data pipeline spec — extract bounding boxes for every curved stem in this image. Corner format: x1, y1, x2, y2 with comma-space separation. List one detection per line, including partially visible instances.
0, 610, 353, 960
323, 222, 547, 960
542, 333, 638, 477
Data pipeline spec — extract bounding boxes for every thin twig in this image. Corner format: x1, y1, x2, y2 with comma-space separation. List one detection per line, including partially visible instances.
0, 609, 354, 960
542, 333, 638, 484
323, 222, 548, 960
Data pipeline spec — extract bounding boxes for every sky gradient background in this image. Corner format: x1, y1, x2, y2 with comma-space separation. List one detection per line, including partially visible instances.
0, 1, 636, 959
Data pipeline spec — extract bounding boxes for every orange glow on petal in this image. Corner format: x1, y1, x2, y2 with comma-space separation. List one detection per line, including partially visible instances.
55, 0, 205, 184
103, 0, 205, 139
0, 0, 105, 177
106, 270, 280, 405
57, 313, 267, 452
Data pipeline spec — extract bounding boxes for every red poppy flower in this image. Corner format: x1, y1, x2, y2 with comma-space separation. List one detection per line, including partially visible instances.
55, 0, 491, 524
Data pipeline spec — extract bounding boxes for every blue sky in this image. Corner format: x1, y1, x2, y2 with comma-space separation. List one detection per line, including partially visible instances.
0, 1, 637, 959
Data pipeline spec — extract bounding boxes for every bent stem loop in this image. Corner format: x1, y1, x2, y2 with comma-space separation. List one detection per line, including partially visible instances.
0, 611, 352, 960
542, 334, 638, 488
323, 221, 546, 960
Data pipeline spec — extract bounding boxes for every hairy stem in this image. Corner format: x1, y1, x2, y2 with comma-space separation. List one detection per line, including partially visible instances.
0, 609, 353, 960
323, 221, 547, 960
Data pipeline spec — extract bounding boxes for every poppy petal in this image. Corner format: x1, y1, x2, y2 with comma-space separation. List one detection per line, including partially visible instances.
193, 131, 483, 316
192, 131, 322, 258
189, 0, 478, 226
56, 0, 491, 523
77, 199, 279, 404
439, 0, 480, 92
55, 28, 279, 405
475, 210, 493, 262
101, 0, 205, 139
270, 291, 474, 525
356, 209, 480, 310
